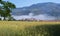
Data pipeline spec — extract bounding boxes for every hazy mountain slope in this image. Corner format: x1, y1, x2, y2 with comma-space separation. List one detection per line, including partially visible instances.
12, 2, 60, 20
12, 2, 60, 16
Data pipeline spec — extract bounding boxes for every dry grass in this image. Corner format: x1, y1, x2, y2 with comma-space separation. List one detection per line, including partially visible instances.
0, 21, 60, 30
0, 21, 60, 36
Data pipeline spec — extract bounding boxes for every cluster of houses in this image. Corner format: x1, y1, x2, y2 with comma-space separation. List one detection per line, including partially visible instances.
18, 18, 40, 21
17, 18, 60, 22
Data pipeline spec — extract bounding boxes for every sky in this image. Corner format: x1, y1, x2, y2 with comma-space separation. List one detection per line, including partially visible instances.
4, 0, 60, 8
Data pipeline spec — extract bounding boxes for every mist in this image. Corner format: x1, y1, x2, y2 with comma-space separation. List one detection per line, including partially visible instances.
12, 13, 56, 20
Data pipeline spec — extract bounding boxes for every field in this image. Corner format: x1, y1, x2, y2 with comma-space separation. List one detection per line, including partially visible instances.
0, 21, 60, 36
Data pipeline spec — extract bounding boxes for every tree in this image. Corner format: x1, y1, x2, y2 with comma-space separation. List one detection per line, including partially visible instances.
0, 0, 16, 20
8, 16, 16, 21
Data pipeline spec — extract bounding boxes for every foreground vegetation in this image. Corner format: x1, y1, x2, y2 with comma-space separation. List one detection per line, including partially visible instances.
0, 21, 60, 36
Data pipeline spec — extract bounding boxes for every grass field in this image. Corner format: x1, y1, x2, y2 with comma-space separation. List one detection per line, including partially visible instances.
0, 21, 60, 36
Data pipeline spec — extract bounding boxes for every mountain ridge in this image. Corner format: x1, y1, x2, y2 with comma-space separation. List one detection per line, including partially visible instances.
12, 2, 60, 16
12, 2, 60, 20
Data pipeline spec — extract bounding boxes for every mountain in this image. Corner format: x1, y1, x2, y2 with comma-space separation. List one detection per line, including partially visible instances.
12, 2, 60, 20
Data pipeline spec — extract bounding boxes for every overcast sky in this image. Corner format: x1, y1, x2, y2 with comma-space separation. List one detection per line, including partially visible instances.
4, 0, 60, 8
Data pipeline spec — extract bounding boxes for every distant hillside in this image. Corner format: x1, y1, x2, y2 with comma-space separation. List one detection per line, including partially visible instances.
12, 2, 60, 20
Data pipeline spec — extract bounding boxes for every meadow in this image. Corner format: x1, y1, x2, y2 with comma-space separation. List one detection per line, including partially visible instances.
0, 21, 60, 36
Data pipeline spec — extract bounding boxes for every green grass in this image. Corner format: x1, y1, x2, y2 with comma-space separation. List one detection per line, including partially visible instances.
23, 24, 60, 36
